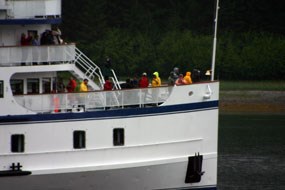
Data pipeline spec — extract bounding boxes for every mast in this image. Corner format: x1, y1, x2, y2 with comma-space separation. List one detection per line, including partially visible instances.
211, 0, 220, 81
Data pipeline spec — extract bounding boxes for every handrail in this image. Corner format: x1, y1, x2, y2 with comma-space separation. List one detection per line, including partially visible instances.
13, 86, 171, 113
0, 44, 76, 65
110, 69, 121, 90
74, 47, 105, 88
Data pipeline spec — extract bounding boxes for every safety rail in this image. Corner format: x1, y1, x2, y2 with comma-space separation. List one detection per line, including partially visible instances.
110, 69, 121, 90
14, 86, 172, 113
75, 47, 105, 88
0, 44, 75, 66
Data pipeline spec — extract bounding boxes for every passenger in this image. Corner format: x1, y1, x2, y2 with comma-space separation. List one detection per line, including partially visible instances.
131, 75, 139, 88
102, 57, 113, 78
31, 35, 40, 46
168, 71, 175, 86
139, 72, 149, 88
103, 76, 113, 90
20, 33, 31, 46
80, 79, 88, 92
173, 67, 180, 81
40, 30, 49, 45
121, 78, 133, 89
175, 74, 187, 85
151, 72, 161, 87
66, 77, 77, 92
20, 33, 31, 66
51, 26, 63, 44
56, 78, 66, 93
32, 35, 40, 65
46, 30, 54, 45
184, 72, 193, 84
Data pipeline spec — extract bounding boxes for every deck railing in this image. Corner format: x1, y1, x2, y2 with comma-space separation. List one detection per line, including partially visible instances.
0, 44, 76, 66
14, 87, 172, 113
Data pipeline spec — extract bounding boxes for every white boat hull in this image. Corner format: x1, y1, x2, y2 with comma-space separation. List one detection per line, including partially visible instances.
0, 156, 217, 190
0, 98, 218, 189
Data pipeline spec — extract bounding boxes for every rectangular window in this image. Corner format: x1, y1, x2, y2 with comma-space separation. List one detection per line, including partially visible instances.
11, 79, 24, 95
113, 128, 124, 146
73, 131, 86, 149
0, 81, 3, 98
42, 78, 51, 93
27, 78, 39, 94
11, 134, 25, 153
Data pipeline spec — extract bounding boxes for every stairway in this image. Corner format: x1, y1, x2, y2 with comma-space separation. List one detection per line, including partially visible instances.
65, 47, 121, 91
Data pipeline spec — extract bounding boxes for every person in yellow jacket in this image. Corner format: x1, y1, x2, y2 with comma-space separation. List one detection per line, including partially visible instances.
184, 71, 193, 84
80, 79, 88, 92
151, 71, 161, 87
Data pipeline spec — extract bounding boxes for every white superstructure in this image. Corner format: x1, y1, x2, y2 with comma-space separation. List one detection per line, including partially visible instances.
0, 1, 219, 190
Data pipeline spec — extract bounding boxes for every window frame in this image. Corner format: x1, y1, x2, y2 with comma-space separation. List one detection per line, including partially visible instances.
10, 79, 24, 95
11, 134, 25, 153
73, 130, 86, 149
0, 80, 3, 98
113, 128, 125, 146
27, 78, 40, 94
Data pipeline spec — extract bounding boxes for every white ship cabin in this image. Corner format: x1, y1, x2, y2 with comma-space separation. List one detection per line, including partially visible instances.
0, 0, 174, 116
0, 0, 211, 116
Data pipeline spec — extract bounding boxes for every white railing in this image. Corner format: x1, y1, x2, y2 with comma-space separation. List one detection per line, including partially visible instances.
14, 87, 172, 113
0, 44, 76, 66
75, 47, 104, 88
7, 0, 61, 19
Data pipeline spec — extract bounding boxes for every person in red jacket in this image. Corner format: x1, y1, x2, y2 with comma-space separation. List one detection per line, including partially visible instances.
104, 76, 113, 90
66, 77, 77, 92
139, 72, 149, 88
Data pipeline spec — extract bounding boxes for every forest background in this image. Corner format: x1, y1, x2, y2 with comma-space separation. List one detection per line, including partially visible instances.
61, 0, 285, 81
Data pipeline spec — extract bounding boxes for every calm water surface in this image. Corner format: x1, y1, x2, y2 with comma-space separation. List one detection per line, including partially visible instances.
218, 114, 285, 190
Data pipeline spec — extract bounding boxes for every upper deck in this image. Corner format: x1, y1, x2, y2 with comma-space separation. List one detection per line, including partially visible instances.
0, 44, 75, 66
0, 0, 61, 24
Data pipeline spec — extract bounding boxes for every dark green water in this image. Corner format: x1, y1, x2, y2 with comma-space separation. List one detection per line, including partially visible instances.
218, 114, 285, 190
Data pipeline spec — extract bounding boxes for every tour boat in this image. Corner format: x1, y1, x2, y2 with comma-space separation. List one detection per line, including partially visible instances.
0, 0, 220, 189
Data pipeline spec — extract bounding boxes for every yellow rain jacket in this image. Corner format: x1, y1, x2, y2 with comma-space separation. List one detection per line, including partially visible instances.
151, 72, 161, 87
80, 81, 88, 92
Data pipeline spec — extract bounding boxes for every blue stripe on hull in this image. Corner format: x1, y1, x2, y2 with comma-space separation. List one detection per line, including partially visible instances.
0, 101, 218, 125
0, 18, 62, 25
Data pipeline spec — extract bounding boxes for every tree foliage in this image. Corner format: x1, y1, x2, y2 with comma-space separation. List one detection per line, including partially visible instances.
61, 0, 285, 80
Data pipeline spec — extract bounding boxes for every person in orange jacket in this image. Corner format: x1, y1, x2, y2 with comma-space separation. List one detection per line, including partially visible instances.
184, 71, 193, 84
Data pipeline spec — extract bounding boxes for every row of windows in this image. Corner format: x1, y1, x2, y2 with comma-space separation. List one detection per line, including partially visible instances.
11, 78, 52, 95
10, 128, 125, 153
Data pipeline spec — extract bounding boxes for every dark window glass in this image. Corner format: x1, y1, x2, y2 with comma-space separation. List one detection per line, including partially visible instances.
73, 131, 86, 149
11, 134, 25, 153
0, 81, 3, 98
113, 128, 124, 146
42, 78, 51, 93
11, 79, 24, 95
27, 78, 39, 94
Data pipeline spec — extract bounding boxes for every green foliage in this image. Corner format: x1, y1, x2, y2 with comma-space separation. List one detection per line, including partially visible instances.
217, 32, 285, 80
61, 0, 285, 80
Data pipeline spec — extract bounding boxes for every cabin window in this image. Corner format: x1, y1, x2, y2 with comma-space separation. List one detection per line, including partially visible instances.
11, 79, 24, 95
73, 131, 86, 149
42, 78, 52, 93
11, 134, 25, 153
27, 78, 39, 94
0, 81, 3, 98
113, 128, 124, 146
